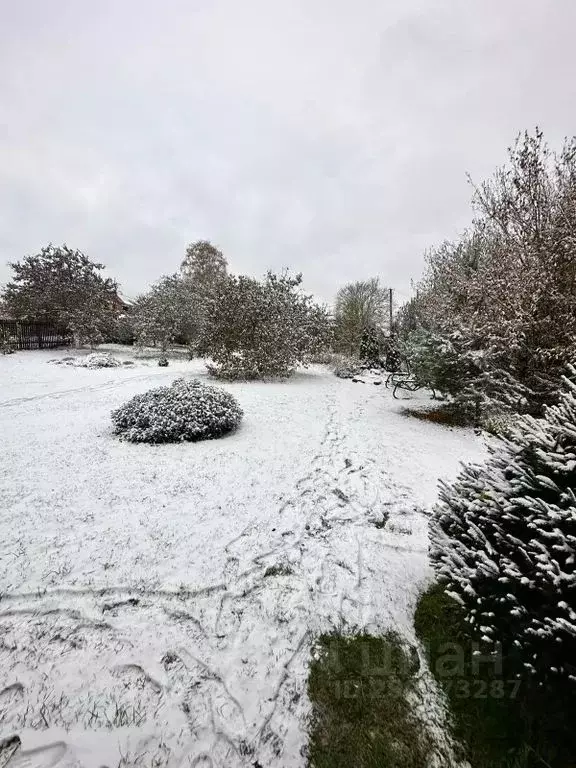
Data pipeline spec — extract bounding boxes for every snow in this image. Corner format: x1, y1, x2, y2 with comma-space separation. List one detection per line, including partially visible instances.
50, 352, 122, 369
111, 378, 243, 443
0, 347, 486, 767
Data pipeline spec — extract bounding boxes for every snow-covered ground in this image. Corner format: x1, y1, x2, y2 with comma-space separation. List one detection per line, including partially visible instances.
0, 347, 486, 767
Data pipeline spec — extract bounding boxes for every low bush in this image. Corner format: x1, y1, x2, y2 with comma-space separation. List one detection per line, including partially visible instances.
401, 404, 470, 428
50, 352, 121, 368
0, 326, 15, 354
111, 378, 243, 443
79, 352, 121, 368
205, 350, 284, 381
308, 350, 342, 366
333, 357, 361, 379
480, 410, 519, 437
359, 326, 381, 367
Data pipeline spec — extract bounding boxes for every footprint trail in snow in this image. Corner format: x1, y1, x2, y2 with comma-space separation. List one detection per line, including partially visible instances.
0, 357, 485, 767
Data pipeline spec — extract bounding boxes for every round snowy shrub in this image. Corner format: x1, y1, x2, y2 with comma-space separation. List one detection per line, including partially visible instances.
78, 352, 121, 368
72, 352, 121, 368
430, 368, 576, 686
49, 352, 122, 368
111, 378, 243, 443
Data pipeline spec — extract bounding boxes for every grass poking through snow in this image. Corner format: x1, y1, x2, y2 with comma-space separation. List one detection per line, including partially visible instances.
307, 633, 431, 767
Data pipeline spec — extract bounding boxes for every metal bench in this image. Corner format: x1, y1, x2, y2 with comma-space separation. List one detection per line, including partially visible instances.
392, 375, 437, 400
384, 358, 437, 399
385, 370, 411, 388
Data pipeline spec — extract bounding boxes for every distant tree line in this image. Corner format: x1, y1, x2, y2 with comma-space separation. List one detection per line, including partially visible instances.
1, 224, 403, 376
0, 239, 337, 379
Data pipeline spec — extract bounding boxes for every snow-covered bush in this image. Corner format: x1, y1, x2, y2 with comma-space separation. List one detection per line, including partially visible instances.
111, 378, 243, 443
132, 274, 201, 354
481, 411, 519, 438
430, 368, 576, 686
403, 329, 483, 418
333, 358, 360, 379
78, 352, 121, 369
308, 350, 341, 366
404, 326, 532, 423
402, 131, 576, 419
108, 313, 136, 345
50, 352, 122, 368
203, 271, 332, 380
0, 326, 15, 355
359, 326, 381, 366
383, 338, 401, 372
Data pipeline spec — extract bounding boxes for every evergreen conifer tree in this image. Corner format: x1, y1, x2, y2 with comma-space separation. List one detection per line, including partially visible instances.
359, 326, 380, 366
431, 368, 576, 686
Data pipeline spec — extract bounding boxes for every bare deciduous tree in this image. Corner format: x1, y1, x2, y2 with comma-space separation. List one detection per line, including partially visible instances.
180, 240, 227, 290
334, 278, 390, 357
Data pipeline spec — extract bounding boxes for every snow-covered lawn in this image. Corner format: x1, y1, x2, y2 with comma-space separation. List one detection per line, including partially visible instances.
0, 348, 486, 767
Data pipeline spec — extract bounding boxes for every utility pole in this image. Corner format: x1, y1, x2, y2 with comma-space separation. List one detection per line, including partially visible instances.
389, 288, 393, 335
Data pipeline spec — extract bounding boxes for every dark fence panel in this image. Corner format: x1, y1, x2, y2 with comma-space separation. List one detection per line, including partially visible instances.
0, 320, 72, 350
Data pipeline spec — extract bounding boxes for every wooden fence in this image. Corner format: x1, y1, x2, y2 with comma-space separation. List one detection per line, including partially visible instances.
0, 320, 72, 350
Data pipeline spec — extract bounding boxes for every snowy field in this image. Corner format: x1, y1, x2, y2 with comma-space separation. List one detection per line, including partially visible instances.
0, 347, 486, 767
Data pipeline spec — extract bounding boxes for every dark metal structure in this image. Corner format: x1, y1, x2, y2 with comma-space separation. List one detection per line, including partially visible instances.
0, 320, 72, 350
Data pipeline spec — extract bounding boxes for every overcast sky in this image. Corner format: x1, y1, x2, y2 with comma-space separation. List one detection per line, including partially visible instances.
1, 1, 575, 304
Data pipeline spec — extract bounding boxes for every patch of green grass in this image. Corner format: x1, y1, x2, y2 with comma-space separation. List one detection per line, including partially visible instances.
307, 633, 431, 767
415, 583, 576, 768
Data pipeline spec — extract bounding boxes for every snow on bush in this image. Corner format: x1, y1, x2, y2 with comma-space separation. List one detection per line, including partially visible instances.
430, 368, 576, 686
203, 271, 332, 380
78, 352, 121, 368
404, 328, 532, 423
50, 352, 122, 368
111, 378, 243, 444
359, 326, 381, 366
400, 132, 576, 419
334, 360, 360, 379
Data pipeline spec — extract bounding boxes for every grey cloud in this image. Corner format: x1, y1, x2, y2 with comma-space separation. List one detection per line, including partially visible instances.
1, 0, 575, 305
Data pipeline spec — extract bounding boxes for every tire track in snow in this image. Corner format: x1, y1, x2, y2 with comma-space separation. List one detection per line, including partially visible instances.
0, 372, 172, 409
